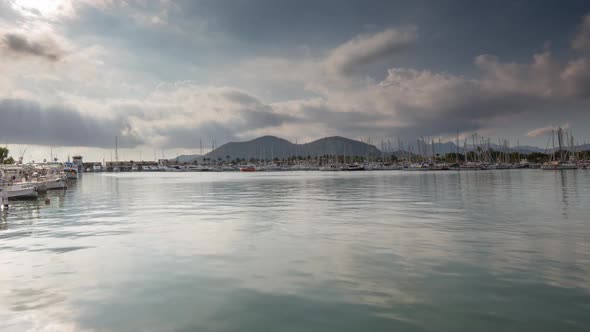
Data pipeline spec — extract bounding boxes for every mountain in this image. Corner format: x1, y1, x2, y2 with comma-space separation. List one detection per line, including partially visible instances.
201, 136, 381, 161
172, 136, 590, 162
173, 154, 203, 163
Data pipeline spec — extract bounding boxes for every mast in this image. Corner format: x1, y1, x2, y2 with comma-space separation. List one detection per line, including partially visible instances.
552, 130, 555, 162
558, 127, 564, 162
456, 130, 459, 164
115, 136, 119, 162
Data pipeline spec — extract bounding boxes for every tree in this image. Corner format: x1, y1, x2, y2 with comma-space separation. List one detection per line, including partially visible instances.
0, 147, 15, 164
526, 152, 549, 163
0, 147, 8, 163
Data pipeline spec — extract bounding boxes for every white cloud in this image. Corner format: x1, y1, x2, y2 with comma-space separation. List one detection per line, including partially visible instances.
527, 123, 571, 138
324, 27, 417, 75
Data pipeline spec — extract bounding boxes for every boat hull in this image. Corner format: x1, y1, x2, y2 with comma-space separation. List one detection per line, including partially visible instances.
39, 178, 67, 190
2, 186, 38, 200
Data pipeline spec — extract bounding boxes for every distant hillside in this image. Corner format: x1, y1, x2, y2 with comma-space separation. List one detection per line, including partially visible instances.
172, 135, 589, 162
202, 136, 381, 161
174, 154, 202, 163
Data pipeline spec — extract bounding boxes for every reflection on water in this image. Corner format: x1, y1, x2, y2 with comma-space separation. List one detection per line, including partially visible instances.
1, 171, 590, 331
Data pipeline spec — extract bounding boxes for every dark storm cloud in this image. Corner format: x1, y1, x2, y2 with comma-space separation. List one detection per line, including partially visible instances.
1, 33, 64, 61
221, 90, 297, 129
158, 108, 294, 149
238, 108, 295, 129
0, 99, 142, 148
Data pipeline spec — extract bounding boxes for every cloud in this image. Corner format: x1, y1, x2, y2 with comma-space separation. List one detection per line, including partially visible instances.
0, 98, 142, 148
573, 14, 590, 51
527, 123, 571, 137
267, 46, 590, 141
92, 84, 297, 148
561, 58, 590, 98
325, 28, 417, 75
3, 6, 590, 153
1, 32, 65, 61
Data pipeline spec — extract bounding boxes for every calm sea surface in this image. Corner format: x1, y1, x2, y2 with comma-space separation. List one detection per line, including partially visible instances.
1, 170, 590, 331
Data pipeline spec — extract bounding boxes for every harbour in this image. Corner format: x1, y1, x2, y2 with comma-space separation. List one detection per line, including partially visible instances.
2, 1, 590, 330
1, 170, 590, 331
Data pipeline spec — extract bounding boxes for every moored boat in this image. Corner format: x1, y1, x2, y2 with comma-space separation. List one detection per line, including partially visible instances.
342, 163, 365, 171
319, 164, 340, 171
239, 165, 256, 172
64, 163, 79, 179
541, 161, 578, 170
186, 165, 210, 172
0, 182, 38, 200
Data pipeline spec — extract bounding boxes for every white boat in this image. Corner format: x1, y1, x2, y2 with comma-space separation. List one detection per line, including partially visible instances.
459, 162, 486, 170
319, 164, 340, 171
186, 165, 210, 172
164, 165, 184, 172
36, 176, 67, 191
93, 164, 103, 172
342, 163, 365, 171
0, 182, 38, 200
405, 163, 430, 171
264, 165, 282, 172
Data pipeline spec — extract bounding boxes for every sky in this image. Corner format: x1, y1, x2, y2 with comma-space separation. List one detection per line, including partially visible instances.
1, 0, 590, 162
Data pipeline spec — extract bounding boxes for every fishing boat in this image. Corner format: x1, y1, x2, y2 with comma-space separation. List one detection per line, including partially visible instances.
36, 176, 67, 191
0, 182, 38, 200
64, 162, 79, 179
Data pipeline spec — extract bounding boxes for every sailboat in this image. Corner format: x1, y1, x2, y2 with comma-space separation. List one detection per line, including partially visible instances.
541, 128, 578, 170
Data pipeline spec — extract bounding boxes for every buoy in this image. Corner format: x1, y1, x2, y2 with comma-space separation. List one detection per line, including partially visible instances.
45, 198, 51, 205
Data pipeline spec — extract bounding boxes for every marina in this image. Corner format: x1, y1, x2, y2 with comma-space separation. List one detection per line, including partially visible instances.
1, 169, 589, 331
2, 1, 590, 329
2, 129, 589, 210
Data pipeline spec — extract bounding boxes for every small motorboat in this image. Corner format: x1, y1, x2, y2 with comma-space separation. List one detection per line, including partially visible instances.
239, 165, 256, 172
